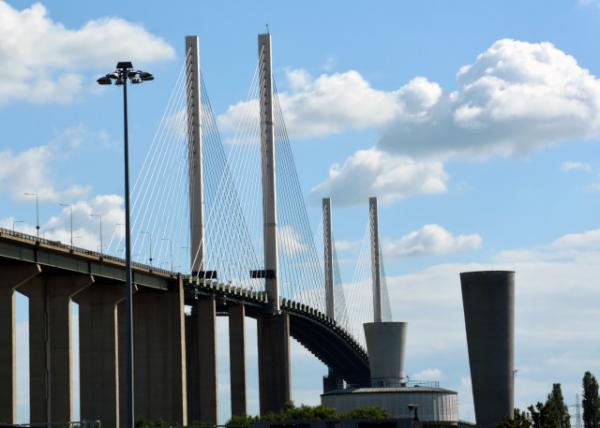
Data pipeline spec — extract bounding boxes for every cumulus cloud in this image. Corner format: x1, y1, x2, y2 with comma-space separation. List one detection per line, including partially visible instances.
561, 161, 592, 172
1, 194, 125, 251
551, 227, 600, 249
221, 39, 600, 205
0, 2, 174, 104
310, 148, 448, 205
219, 70, 442, 140
279, 224, 307, 255
382, 224, 482, 258
0, 144, 90, 202
411, 368, 444, 381
379, 39, 600, 159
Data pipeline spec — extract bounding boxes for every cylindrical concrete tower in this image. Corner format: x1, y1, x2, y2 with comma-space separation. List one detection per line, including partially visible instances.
363, 321, 407, 387
460, 270, 515, 428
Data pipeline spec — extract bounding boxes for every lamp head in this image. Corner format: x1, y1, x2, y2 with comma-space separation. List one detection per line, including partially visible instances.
116, 61, 133, 70
96, 75, 112, 85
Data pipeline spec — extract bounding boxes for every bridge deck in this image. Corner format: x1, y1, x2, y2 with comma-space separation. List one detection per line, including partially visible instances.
0, 227, 370, 384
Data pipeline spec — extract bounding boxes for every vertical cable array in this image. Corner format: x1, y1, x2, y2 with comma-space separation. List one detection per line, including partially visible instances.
106, 54, 192, 272
272, 79, 327, 313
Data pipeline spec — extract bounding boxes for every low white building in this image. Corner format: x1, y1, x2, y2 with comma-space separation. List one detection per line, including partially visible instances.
321, 386, 459, 424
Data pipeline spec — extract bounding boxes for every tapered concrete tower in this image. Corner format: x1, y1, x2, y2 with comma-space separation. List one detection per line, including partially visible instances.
460, 271, 515, 428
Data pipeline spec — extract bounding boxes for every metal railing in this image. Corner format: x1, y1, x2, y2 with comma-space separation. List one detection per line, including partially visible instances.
0, 227, 175, 277
2, 421, 101, 428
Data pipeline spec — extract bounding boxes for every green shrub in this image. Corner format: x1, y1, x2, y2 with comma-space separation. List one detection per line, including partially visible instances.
343, 406, 392, 420
226, 414, 258, 426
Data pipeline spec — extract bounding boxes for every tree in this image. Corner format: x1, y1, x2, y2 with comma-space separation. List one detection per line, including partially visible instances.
528, 384, 570, 428
583, 371, 600, 428
547, 383, 571, 428
497, 408, 531, 428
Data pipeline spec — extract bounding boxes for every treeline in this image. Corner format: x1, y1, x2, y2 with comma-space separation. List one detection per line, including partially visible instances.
499, 371, 600, 428
226, 402, 392, 426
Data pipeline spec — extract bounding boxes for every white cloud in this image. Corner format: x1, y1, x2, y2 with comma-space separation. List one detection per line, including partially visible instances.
310, 148, 448, 205
0, 144, 90, 202
561, 161, 592, 173
379, 39, 600, 159
0, 2, 175, 104
2, 194, 125, 251
551, 227, 600, 249
334, 240, 359, 252
382, 224, 482, 258
279, 224, 307, 255
268, 39, 600, 205
218, 70, 442, 140
411, 368, 444, 381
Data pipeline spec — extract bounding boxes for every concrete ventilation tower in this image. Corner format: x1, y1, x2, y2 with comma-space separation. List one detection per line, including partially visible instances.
460, 270, 515, 428
363, 197, 407, 387
322, 197, 459, 423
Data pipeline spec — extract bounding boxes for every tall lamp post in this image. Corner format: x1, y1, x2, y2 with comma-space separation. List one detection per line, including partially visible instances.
91, 213, 103, 253
97, 62, 153, 428
141, 230, 153, 266
60, 203, 74, 246
24, 192, 39, 238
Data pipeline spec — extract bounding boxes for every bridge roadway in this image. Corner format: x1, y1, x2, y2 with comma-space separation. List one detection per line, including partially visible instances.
0, 228, 368, 427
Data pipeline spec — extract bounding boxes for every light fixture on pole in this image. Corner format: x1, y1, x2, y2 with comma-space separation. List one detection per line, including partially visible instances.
91, 214, 103, 253
60, 203, 74, 246
162, 237, 174, 271
24, 193, 40, 238
42, 228, 54, 239
97, 62, 153, 428
12, 220, 24, 232
141, 230, 153, 266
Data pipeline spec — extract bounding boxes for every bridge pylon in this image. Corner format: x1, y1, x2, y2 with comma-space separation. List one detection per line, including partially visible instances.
185, 35, 205, 276
257, 32, 291, 416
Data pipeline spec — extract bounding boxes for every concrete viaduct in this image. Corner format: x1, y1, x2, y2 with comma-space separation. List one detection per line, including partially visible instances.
0, 228, 369, 427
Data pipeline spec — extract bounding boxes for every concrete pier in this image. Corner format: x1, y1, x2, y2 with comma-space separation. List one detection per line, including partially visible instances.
258, 312, 290, 415
461, 271, 515, 428
186, 296, 217, 424
228, 303, 247, 416
73, 282, 125, 428
130, 279, 187, 425
20, 274, 93, 425
323, 369, 344, 393
0, 264, 41, 423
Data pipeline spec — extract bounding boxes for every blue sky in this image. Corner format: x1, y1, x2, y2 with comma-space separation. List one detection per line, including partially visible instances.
3, 0, 600, 424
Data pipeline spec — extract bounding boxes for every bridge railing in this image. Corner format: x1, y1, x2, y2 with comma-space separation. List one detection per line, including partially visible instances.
2, 421, 102, 428
0, 227, 176, 277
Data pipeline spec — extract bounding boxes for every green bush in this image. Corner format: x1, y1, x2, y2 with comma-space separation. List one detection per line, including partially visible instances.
343, 406, 392, 420
226, 414, 259, 426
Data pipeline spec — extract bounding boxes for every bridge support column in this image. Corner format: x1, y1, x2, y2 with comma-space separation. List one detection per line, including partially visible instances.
128, 279, 187, 425
228, 303, 246, 416
187, 296, 217, 425
323, 369, 344, 393
20, 274, 93, 425
0, 264, 41, 423
73, 282, 124, 428
258, 312, 290, 415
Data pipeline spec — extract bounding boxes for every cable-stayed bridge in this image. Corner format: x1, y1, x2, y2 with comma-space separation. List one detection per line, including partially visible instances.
0, 34, 393, 428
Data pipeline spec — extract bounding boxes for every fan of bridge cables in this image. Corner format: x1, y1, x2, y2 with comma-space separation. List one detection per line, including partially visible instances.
105, 50, 356, 332
106, 50, 261, 291
342, 222, 393, 347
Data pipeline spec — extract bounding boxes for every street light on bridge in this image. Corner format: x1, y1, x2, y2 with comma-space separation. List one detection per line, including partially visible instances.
23, 192, 40, 238
97, 62, 153, 428
59, 203, 74, 246
90, 213, 103, 253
